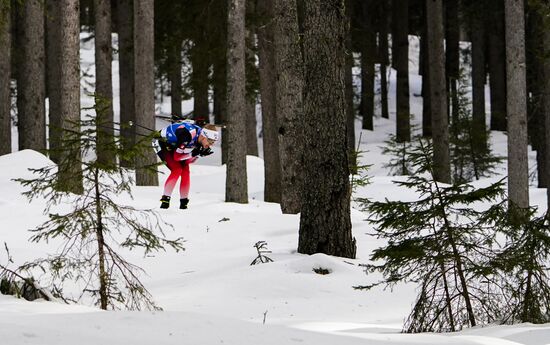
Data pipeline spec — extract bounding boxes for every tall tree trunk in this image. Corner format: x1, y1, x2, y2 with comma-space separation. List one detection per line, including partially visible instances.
59, 0, 83, 194
117, 0, 135, 168
191, 29, 210, 122
225, 0, 248, 203
134, 0, 158, 186
17, 0, 45, 151
46, 0, 62, 162
543, 11, 550, 214
420, 10, 432, 137
257, 0, 281, 203
360, 0, 375, 131
470, 1, 487, 151
394, 0, 410, 142
274, 0, 304, 214
94, 0, 114, 165
245, 96, 258, 156
169, 41, 183, 117
211, 0, 228, 164
345, 0, 356, 169
0, 0, 11, 155
505, 0, 529, 209
529, 8, 547, 189
426, 0, 450, 184
488, 0, 507, 131
378, 0, 389, 120
245, 4, 258, 157
299, 0, 356, 259
446, 0, 460, 126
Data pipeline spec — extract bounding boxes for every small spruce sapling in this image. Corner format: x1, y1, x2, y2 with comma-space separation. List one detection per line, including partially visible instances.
251, 241, 274, 265
449, 70, 502, 183
356, 138, 507, 332
15, 104, 184, 310
486, 207, 550, 324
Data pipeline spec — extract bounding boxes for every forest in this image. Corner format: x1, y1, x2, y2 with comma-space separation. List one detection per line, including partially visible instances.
1, 0, 550, 341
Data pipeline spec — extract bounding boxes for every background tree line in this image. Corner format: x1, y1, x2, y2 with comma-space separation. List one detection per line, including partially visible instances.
0, 0, 548, 263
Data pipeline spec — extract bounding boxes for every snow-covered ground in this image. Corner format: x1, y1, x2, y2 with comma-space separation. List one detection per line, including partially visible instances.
1, 34, 550, 345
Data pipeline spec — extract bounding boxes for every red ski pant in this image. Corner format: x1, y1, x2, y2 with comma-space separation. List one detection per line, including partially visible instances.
162, 151, 197, 199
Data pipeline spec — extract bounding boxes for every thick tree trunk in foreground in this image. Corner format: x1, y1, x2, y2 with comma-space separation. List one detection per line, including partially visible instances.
225, 0, 248, 203
299, 0, 356, 259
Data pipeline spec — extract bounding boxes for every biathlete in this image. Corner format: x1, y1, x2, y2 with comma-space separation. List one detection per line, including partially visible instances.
153, 121, 219, 209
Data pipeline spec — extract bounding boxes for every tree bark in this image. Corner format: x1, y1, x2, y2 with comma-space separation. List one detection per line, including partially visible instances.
488, 0, 507, 131
470, 2, 487, 151
45, 0, 62, 162
225, 0, 248, 203
257, 0, 282, 203
0, 0, 11, 155
191, 29, 210, 121
360, 0, 375, 131
274, 0, 304, 214
17, 0, 45, 152
420, 10, 432, 138
543, 11, 550, 213
117, 0, 135, 168
394, 0, 410, 142
210, 0, 228, 164
504, 0, 529, 209
169, 41, 183, 117
426, 0, 450, 184
345, 0, 356, 165
445, 0, 460, 125
59, 0, 83, 194
94, 0, 114, 166
134, 0, 158, 186
378, 0, 389, 120
298, 0, 356, 259
245, 5, 258, 157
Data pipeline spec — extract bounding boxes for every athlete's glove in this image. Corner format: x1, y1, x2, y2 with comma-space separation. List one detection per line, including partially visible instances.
191, 146, 202, 157
199, 147, 213, 156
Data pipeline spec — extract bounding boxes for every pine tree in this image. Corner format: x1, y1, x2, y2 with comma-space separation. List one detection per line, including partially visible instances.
357, 139, 507, 332
488, 0, 507, 132
15, 110, 183, 310
360, 0, 375, 131
489, 210, 550, 324
450, 72, 503, 184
